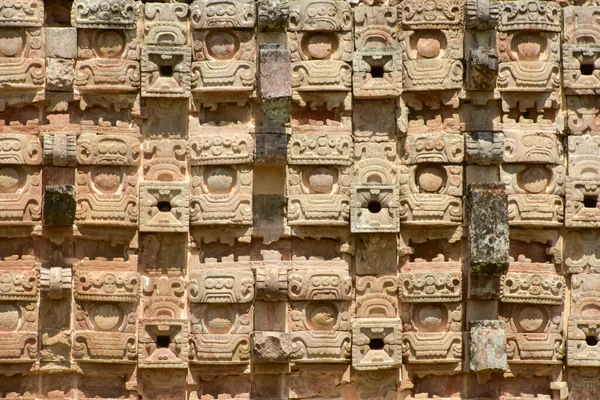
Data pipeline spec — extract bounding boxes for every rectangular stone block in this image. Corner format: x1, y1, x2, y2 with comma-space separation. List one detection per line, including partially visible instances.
468, 183, 509, 275
259, 44, 291, 101
255, 133, 287, 165
43, 185, 76, 226
45, 27, 77, 59
469, 320, 507, 373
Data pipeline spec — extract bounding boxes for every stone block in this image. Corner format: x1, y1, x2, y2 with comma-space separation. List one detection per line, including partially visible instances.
468, 183, 509, 275
252, 331, 292, 363
255, 133, 287, 165
259, 44, 291, 123
352, 318, 402, 370
465, 132, 504, 165
469, 320, 507, 373
45, 28, 77, 59
43, 185, 76, 226
43, 134, 77, 167
139, 182, 190, 232
46, 58, 75, 92
351, 184, 399, 233
259, 44, 291, 101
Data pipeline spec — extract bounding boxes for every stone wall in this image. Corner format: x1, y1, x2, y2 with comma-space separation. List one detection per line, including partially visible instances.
0, 0, 597, 398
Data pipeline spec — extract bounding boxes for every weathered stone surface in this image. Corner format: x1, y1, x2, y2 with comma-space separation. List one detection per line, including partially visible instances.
45, 27, 77, 59
469, 320, 507, 373
468, 183, 509, 275
0, 1, 598, 397
43, 185, 76, 226
253, 331, 292, 363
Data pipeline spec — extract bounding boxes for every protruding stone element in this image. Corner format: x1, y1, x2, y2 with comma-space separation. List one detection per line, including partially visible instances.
0, 0, 44, 27
465, 132, 503, 165
46, 58, 75, 91
469, 320, 507, 373
71, 0, 138, 29
466, 47, 498, 91
252, 331, 292, 363
466, 0, 500, 30
40, 251, 72, 300
352, 318, 402, 370
258, 0, 289, 31
468, 183, 509, 275
43, 134, 77, 167
43, 185, 76, 226
139, 182, 190, 232
351, 184, 399, 233
259, 44, 291, 123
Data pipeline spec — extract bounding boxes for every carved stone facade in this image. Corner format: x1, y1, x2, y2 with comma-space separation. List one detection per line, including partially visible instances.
0, 0, 594, 398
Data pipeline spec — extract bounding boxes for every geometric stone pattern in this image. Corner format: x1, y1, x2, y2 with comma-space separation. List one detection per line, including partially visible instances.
0, 0, 594, 398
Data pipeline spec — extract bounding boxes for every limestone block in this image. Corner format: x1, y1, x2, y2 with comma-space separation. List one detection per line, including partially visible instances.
0, 0, 44, 27
252, 331, 292, 363
71, 0, 138, 29
190, 165, 253, 226
469, 320, 507, 373
353, 100, 396, 142
399, 164, 463, 226
189, 132, 254, 166
43, 134, 76, 167
356, 275, 398, 318
260, 44, 291, 101
287, 165, 351, 226
74, 166, 138, 227
466, 0, 499, 30
40, 252, 72, 300
255, 133, 287, 165
468, 183, 509, 275
43, 185, 76, 227
465, 132, 503, 165
353, 48, 402, 99
77, 134, 141, 166
258, 0, 289, 31
352, 318, 402, 370
500, 303, 564, 364
139, 319, 188, 368
0, 28, 45, 90
144, 3, 189, 46
191, 30, 256, 95
355, 234, 397, 276
564, 230, 600, 274
351, 184, 399, 233
46, 58, 75, 91
400, 133, 464, 164
255, 252, 288, 301
45, 28, 77, 59
141, 46, 192, 98
189, 258, 254, 304
190, 0, 256, 29
288, 259, 352, 301
289, 133, 353, 166
139, 182, 190, 233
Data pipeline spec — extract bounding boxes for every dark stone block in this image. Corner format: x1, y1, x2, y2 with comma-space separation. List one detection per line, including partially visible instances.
44, 185, 76, 226
255, 133, 287, 165
253, 195, 285, 226
468, 183, 509, 275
